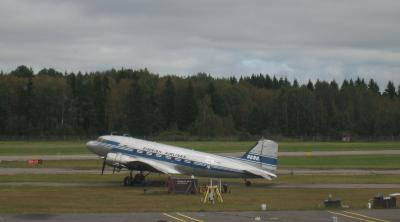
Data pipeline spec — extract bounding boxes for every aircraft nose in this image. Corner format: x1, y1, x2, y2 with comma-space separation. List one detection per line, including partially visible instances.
86, 140, 112, 156
86, 140, 99, 154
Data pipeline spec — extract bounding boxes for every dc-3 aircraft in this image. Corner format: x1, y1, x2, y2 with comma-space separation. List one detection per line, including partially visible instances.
86, 135, 278, 186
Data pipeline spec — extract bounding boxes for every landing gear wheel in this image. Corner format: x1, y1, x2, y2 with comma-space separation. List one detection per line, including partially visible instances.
123, 176, 131, 186
133, 173, 145, 184
245, 180, 252, 187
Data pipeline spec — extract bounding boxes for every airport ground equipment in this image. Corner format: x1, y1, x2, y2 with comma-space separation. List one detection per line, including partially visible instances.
27, 159, 43, 165
324, 194, 342, 208
370, 194, 397, 208
202, 180, 223, 204
167, 178, 198, 194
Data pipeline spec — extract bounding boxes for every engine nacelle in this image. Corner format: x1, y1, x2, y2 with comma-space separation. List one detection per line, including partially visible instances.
105, 152, 133, 167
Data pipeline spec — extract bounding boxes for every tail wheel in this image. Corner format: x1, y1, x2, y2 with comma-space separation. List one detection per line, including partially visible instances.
245, 180, 252, 187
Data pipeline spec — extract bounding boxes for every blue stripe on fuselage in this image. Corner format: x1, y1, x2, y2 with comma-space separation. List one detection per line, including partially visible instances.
99, 142, 244, 175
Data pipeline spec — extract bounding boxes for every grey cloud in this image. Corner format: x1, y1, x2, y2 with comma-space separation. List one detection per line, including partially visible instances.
1, 0, 400, 87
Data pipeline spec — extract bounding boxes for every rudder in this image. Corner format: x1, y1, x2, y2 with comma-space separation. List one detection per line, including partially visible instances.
241, 139, 278, 171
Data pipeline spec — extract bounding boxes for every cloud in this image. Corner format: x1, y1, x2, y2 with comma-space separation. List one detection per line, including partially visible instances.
0, 0, 400, 87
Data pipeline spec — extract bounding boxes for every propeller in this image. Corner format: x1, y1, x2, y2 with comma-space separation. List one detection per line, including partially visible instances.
101, 156, 107, 175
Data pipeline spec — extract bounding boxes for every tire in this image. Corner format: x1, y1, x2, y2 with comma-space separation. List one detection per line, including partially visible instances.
134, 174, 145, 184
245, 181, 252, 187
123, 176, 131, 186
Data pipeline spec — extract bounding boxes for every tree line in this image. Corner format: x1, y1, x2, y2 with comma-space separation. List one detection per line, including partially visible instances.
0, 65, 399, 138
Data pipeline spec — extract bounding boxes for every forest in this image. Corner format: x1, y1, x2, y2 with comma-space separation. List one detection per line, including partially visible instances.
0, 65, 399, 138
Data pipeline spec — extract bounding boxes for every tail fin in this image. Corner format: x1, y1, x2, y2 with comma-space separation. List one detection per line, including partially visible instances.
241, 139, 278, 171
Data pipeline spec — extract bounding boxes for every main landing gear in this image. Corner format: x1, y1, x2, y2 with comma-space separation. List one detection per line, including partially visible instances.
244, 179, 252, 187
123, 170, 148, 186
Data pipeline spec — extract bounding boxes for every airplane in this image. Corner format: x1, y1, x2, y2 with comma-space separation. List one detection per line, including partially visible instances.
86, 135, 278, 186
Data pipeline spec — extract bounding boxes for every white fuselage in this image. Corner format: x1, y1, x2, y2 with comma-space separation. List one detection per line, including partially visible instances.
87, 135, 276, 179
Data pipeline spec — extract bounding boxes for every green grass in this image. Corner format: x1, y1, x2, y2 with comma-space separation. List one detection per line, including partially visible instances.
279, 141, 400, 152
275, 174, 400, 184
164, 141, 400, 152
2, 155, 400, 169
1, 140, 400, 155
0, 186, 397, 213
1, 174, 400, 184
0, 159, 102, 169
0, 174, 121, 182
0, 141, 88, 155
280, 155, 400, 169
0, 173, 399, 212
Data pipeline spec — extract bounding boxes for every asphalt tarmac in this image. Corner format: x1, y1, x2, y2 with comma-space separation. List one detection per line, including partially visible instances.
1, 210, 399, 222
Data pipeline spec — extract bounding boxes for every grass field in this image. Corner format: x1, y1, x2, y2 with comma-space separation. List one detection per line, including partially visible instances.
1, 174, 400, 184
0, 185, 397, 213
1, 140, 400, 155
2, 155, 400, 169
1, 140, 400, 213
166, 141, 400, 152
279, 155, 400, 169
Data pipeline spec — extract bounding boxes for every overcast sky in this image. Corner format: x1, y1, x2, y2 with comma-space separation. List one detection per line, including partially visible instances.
1, 0, 400, 86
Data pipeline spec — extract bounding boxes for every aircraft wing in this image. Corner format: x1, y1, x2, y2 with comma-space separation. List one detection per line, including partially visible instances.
124, 156, 182, 175
244, 169, 277, 180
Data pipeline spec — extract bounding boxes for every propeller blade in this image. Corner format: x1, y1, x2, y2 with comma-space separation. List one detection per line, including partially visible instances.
113, 166, 116, 174
101, 156, 107, 175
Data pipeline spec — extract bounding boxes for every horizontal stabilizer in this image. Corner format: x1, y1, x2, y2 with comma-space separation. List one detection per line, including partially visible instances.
244, 169, 277, 180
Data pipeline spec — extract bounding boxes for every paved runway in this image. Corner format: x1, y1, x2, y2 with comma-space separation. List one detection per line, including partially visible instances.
2, 149, 400, 161
1, 210, 399, 222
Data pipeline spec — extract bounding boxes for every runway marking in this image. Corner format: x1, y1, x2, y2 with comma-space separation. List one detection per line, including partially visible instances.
343, 211, 391, 222
328, 211, 376, 222
176, 212, 204, 222
163, 213, 188, 222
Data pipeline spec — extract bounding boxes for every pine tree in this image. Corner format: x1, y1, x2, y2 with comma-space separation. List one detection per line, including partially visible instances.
384, 81, 396, 99
368, 79, 380, 94
160, 77, 176, 128
208, 82, 225, 116
126, 79, 154, 136
293, 79, 299, 88
306, 80, 314, 91
177, 82, 198, 130
11, 65, 34, 78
